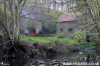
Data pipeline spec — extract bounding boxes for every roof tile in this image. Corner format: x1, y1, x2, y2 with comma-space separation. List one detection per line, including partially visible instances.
57, 12, 81, 22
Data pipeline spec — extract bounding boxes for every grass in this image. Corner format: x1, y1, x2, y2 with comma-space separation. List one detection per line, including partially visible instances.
20, 35, 78, 44
20, 35, 97, 49
77, 42, 97, 49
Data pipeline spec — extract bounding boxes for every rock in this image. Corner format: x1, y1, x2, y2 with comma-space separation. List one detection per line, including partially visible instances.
38, 60, 45, 64
77, 57, 82, 61
79, 52, 83, 54
52, 60, 63, 66
0, 62, 9, 66
52, 60, 60, 64
96, 56, 100, 60
44, 59, 50, 61
85, 47, 96, 51
29, 62, 36, 66
63, 60, 69, 62
52, 64, 63, 66
98, 60, 100, 62
69, 49, 80, 52
80, 47, 97, 51
47, 47, 57, 53
62, 60, 69, 65
82, 57, 87, 60
39, 64, 46, 66
52, 60, 60, 62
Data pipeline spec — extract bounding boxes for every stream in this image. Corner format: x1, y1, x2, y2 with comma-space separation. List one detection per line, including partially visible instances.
0, 50, 100, 66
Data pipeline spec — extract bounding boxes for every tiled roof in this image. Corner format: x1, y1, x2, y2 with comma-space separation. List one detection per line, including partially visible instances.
21, 7, 41, 21
57, 12, 82, 22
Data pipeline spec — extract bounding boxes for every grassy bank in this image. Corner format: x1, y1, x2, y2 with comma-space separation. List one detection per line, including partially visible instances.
21, 35, 97, 51
21, 35, 78, 44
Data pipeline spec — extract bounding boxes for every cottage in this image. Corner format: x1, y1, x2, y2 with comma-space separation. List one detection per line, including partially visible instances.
56, 12, 82, 37
20, 7, 42, 35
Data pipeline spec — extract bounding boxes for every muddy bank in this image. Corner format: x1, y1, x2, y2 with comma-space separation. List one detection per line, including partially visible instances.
0, 34, 12, 57
16, 40, 97, 58
0, 34, 97, 59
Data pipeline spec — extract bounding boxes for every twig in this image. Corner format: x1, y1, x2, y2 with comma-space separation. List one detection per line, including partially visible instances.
0, 40, 12, 45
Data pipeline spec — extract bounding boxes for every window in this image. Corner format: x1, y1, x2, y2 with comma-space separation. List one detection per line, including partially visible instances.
81, 28, 83, 31
60, 28, 63, 32
68, 28, 73, 32
36, 21, 39, 24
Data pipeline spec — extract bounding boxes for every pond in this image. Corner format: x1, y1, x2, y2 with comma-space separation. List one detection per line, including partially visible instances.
0, 50, 100, 66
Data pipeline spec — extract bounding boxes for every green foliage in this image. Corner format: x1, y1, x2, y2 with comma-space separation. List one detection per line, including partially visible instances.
0, 5, 11, 17
47, 22, 56, 33
21, 35, 97, 53
45, 10, 61, 18
74, 0, 100, 44
56, 33, 64, 38
26, 19, 35, 31
56, 43, 68, 53
74, 31, 86, 40
73, 30, 86, 43
42, 10, 61, 34
77, 42, 96, 49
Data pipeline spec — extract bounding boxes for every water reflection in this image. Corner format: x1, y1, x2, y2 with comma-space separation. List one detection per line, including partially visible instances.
0, 50, 100, 66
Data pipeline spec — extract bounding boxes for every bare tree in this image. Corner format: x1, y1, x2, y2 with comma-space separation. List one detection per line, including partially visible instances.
73, 0, 100, 44
0, 0, 26, 44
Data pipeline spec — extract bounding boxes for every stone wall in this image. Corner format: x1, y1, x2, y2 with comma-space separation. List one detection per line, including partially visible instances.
56, 21, 82, 37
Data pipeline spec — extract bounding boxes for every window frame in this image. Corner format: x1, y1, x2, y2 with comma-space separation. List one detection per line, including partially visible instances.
59, 28, 63, 32
68, 28, 73, 32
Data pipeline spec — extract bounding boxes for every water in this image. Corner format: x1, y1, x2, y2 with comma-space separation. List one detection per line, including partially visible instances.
0, 50, 100, 66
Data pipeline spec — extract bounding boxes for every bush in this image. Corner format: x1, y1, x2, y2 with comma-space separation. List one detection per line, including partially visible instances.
39, 31, 44, 34
57, 34, 64, 38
